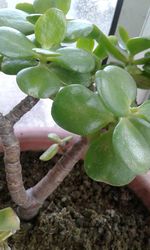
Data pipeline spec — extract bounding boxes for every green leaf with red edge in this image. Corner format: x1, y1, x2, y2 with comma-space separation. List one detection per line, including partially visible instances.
113, 117, 150, 174
33, 0, 71, 14
96, 65, 137, 117
35, 8, 66, 49
52, 84, 114, 136
16, 65, 62, 98
85, 129, 135, 186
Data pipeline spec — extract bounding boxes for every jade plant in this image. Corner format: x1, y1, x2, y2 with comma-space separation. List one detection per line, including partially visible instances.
0, 0, 150, 220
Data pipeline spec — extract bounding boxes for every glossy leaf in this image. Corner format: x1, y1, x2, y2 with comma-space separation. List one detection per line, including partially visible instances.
93, 35, 118, 60
0, 208, 20, 232
0, 27, 35, 58
96, 65, 137, 117
40, 144, 59, 161
137, 101, 150, 122
33, 0, 71, 14
1, 57, 38, 75
49, 63, 92, 87
16, 65, 62, 98
113, 117, 150, 174
32, 48, 61, 57
16, 3, 35, 14
77, 37, 94, 52
127, 37, 150, 56
65, 19, 93, 42
90, 25, 127, 63
0, 8, 34, 35
26, 14, 41, 24
85, 130, 135, 186
35, 8, 66, 49
52, 84, 114, 135
118, 26, 129, 49
52, 47, 95, 73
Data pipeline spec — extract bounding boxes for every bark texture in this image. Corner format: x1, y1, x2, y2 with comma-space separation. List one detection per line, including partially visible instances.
0, 96, 88, 220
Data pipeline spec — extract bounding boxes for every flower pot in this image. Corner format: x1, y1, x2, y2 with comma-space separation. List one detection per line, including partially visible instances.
0, 126, 150, 211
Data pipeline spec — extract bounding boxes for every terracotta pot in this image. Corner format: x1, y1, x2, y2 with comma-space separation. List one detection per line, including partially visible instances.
0, 126, 150, 211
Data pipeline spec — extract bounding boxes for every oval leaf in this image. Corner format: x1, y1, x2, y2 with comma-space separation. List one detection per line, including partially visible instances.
1, 57, 38, 75
49, 63, 92, 87
77, 37, 94, 52
40, 144, 59, 161
16, 65, 62, 98
127, 37, 150, 56
0, 27, 35, 58
0, 8, 34, 35
113, 117, 150, 174
33, 0, 71, 14
16, 3, 35, 14
52, 84, 114, 136
35, 8, 66, 49
85, 130, 135, 186
96, 65, 137, 117
52, 47, 95, 73
65, 19, 93, 42
0, 208, 20, 232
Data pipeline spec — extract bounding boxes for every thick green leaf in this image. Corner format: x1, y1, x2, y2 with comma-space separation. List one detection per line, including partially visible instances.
35, 8, 66, 49
143, 63, 150, 75
1, 57, 38, 75
33, 0, 71, 14
137, 101, 150, 122
93, 35, 118, 60
77, 37, 94, 52
0, 208, 20, 232
32, 48, 61, 57
52, 84, 114, 136
0, 27, 35, 58
90, 25, 127, 63
52, 47, 95, 73
118, 26, 129, 49
96, 65, 137, 117
0, 9, 34, 35
65, 19, 93, 42
49, 63, 92, 87
40, 144, 59, 161
127, 37, 150, 56
26, 14, 41, 24
85, 130, 135, 186
113, 117, 150, 174
16, 3, 35, 14
16, 65, 62, 98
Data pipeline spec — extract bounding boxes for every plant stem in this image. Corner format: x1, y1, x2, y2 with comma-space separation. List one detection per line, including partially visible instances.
18, 137, 88, 220
0, 96, 88, 220
5, 96, 38, 125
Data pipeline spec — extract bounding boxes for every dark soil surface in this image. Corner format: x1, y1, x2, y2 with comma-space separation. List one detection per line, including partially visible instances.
0, 152, 150, 250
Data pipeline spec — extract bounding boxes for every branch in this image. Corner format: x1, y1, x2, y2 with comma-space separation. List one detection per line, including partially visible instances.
5, 96, 38, 125
18, 137, 88, 220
